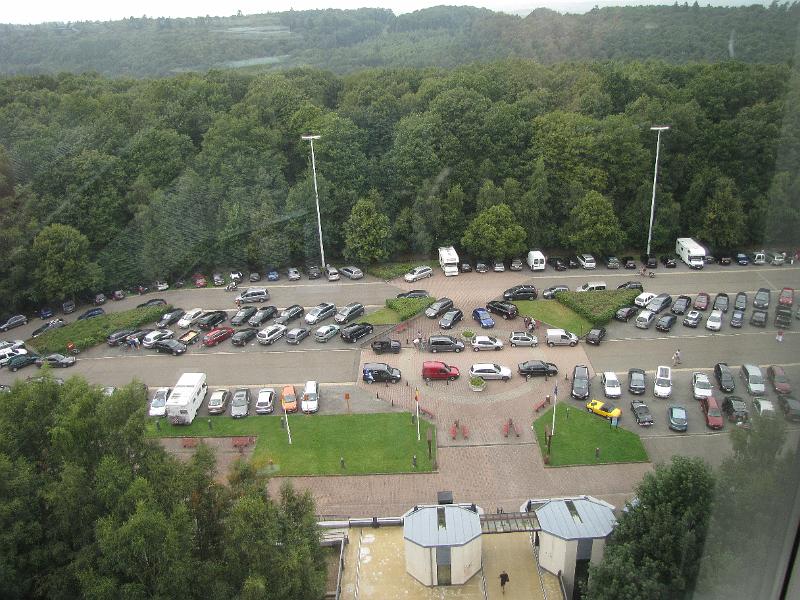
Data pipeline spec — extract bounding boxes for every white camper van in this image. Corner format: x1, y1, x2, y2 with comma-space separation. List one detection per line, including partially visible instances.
438, 246, 460, 277
527, 250, 546, 271
675, 238, 706, 269
165, 372, 208, 425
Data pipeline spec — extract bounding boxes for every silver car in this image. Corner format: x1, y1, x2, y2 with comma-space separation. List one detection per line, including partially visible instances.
286, 327, 310, 345
471, 335, 503, 351
287, 267, 301, 281
315, 324, 340, 342
740, 364, 765, 395
509, 331, 538, 347
255, 388, 275, 414
230, 388, 250, 418
340, 266, 364, 279
257, 324, 287, 345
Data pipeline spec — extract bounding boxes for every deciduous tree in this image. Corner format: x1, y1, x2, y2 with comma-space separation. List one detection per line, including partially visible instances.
32, 224, 102, 302
461, 203, 526, 259
343, 192, 392, 263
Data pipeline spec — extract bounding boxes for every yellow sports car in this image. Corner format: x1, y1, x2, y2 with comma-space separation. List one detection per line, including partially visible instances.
586, 399, 622, 420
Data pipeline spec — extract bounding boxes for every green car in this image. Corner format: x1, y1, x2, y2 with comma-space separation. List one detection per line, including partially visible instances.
7, 352, 40, 372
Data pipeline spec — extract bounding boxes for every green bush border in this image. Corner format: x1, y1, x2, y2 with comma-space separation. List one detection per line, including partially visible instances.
555, 289, 639, 326
384, 297, 435, 321
366, 260, 439, 280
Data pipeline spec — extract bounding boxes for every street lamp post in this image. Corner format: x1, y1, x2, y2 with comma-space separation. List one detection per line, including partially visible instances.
301, 134, 326, 268
646, 126, 670, 258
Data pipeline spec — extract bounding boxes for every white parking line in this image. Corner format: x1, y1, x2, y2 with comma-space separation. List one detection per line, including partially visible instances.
83, 347, 360, 360
607, 330, 792, 343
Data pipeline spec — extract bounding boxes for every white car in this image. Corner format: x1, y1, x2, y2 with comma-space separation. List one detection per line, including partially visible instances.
257, 324, 287, 345
142, 329, 174, 348
255, 388, 275, 414
148, 387, 170, 417
601, 372, 622, 398
753, 398, 776, 417
654, 365, 672, 398
178, 308, 204, 329
155, 280, 169, 291
705, 309, 723, 331
634, 292, 656, 308
509, 331, 538, 347
324, 265, 340, 281
469, 363, 512, 381
314, 324, 340, 342
340, 266, 364, 279
740, 364, 765, 395
287, 267, 301, 281
692, 372, 713, 400
404, 265, 433, 282
578, 253, 596, 269
471, 335, 503, 352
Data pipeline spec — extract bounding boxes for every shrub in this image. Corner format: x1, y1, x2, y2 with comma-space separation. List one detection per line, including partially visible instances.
469, 376, 486, 387
462, 330, 475, 339
556, 290, 639, 326
366, 260, 438, 280
384, 297, 435, 321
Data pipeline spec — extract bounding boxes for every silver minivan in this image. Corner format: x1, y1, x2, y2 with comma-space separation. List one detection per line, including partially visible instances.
635, 310, 656, 329
236, 287, 270, 303
576, 281, 606, 292
305, 302, 336, 325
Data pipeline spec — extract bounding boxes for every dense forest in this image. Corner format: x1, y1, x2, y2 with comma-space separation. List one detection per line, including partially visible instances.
0, 4, 799, 77
1, 56, 798, 311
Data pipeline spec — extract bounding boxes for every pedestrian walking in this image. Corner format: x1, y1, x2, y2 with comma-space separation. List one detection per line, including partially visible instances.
777, 330, 785, 343
499, 570, 510, 593
672, 350, 681, 366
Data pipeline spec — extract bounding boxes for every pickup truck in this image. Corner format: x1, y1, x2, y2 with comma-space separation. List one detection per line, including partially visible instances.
371, 339, 401, 354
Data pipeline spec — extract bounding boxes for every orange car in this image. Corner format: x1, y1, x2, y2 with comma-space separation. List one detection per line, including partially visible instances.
281, 385, 298, 413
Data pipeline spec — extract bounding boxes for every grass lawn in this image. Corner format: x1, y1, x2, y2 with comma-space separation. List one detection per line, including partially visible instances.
147, 412, 436, 475
515, 300, 593, 336
533, 402, 649, 466
365, 306, 402, 324
366, 260, 439, 281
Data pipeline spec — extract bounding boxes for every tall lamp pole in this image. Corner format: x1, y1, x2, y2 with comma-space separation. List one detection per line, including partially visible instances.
646, 126, 670, 258
301, 134, 326, 268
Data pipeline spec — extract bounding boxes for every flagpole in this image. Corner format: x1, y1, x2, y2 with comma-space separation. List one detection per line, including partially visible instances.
415, 388, 420, 441
551, 383, 558, 435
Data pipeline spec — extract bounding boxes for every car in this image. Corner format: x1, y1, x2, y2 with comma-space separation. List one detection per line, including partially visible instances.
304, 302, 336, 325
509, 331, 538, 347
6, 353, 39, 372
614, 306, 637, 322
542, 285, 568, 299
767, 365, 792, 394
248, 306, 278, 327
634, 292, 656, 308
77, 307, 105, 321
137, 298, 167, 309
621, 256, 637, 269
730, 309, 745, 328
275, 304, 304, 325
425, 298, 454, 318
149, 388, 170, 417
155, 280, 169, 292
722, 395, 750, 425
158, 309, 185, 328
716, 252, 733, 265
472, 308, 495, 328
197, 311, 226, 330
230, 306, 257, 326
178, 308, 205, 328
230, 388, 250, 418
363, 362, 402, 384
341, 322, 374, 342
617, 281, 644, 291
518, 360, 558, 377
601, 372, 622, 398
340, 266, 364, 280
126, 329, 154, 345
257, 324, 287, 345
324, 265, 340, 281
397, 289, 430, 299
102, 387, 117, 397
630, 400, 654, 426
667, 405, 688, 432
753, 287, 770, 309
439, 309, 463, 329
202, 326, 234, 347
705, 309, 723, 331
469, 363, 511, 381
660, 255, 677, 268
307, 265, 321, 279
779, 287, 794, 307
460, 261, 472, 273
207, 389, 230, 415
628, 368, 646, 395
714, 363, 736, 393
735, 253, 750, 265
577, 254, 596, 269
713, 293, 729, 313
585, 327, 606, 345
314, 324, 340, 342
749, 310, 768, 327
255, 388, 276, 414
740, 364, 765, 395
475, 260, 489, 273
655, 314, 677, 332
691, 372, 713, 400
404, 266, 433, 282
753, 398, 776, 418
683, 310, 702, 328
428, 335, 465, 353
645, 293, 672, 313
486, 301, 518, 320
334, 302, 365, 324
654, 365, 672, 398
510, 258, 524, 271
504, 284, 538, 301
777, 395, 800, 422
281, 385, 298, 413
229, 328, 257, 347
94, 293, 107, 305
371, 338, 401, 354
192, 274, 207, 288
248, 272, 261, 282
604, 255, 620, 269
634, 310, 656, 329
547, 256, 567, 271
153, 339, 187, 355
671, 296, 691, 315
492, 259, 505, 272
236, 288, 269, 304
286, 327, 311, 344
266, 269, 280, 282
32, 318, 66, 338
586, 399, 621, 420
471, 335, 503, 351
571, 365, 591, 400
287, 267, 301, 281
229, 270, 243, 282
212, 273, 224, 286
423, 360, 460, 381
640, 254, 658, 269
694, 292, 710, 310
39, 307, 55, 319
35, 353, 76, 368
62, 300, 76, 314
734, 292, 748, 311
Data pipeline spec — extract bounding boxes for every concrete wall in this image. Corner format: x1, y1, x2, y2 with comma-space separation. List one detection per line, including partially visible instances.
562, 538, 578, 598
591, 537, 607, 563
538, 533, 580, 597
451, 538, 482, 585
404, 539, 434, 586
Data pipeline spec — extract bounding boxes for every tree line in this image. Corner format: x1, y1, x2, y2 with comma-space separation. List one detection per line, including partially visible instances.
0, 57, 798, 310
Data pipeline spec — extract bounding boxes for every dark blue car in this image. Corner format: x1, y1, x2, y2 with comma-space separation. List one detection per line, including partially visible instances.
77, 307, 105, 320
39, 307, 55, 319
472, 307, 495, 329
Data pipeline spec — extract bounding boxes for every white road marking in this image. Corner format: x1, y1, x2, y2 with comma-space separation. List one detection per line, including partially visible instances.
607, 330, 794, 343
82, 347, 360, 361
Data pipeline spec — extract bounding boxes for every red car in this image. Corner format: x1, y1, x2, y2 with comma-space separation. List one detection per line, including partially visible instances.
700, 396, 724, 430
192, 273, 207, 288
203, 326, 234, 347
694, 292, 710, 310
768, 365, 792, 394
779, 287, 794, 307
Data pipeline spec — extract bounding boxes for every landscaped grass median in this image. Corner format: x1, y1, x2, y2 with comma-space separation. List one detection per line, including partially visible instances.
366, 296, 435, 325
147, 412, 436, 475
366, 260, 439, 281
556, 289, 639, 326
533, 402, 649, 466
515, 300, 593, 336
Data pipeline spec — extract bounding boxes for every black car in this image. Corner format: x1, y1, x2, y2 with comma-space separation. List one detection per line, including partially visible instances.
486, 300, 518, 320
714, 363, 736, 393
107, 328, 136, 346
439, 309, 463, 329
735, 253, 750, 266
585, 328, 606, 345
571, 365, 590, 399
630, 400, 654, 426
750, 310, 768, 327
475, 261, 489, 273
667, 406, 688, 432
716, 252, 733, 265
754, 287, 770, 309
126, 329, 154, 344
231, 306, 257, 326
157, 309, 185, 328
542, 285, 569, 299
566, 256, 580, 269
547, 256, 567, 271
503, 285, 537, 301
460, 261, 472, 273
249, 306, 278, 326
671, 296, 691, 315
655, 314, 677, 332
640, 254, 658, 269
628, 368, 646, 395
730, 309, 745, 328
335, 302, 365, 324
197, 310, 226, 330
32, 318, 66, 338
518, 360, 558, 377
275, 304, 304, 325
307, 265, 321, 279
153, 339, 187, 355
35, 353, 76, 368
660, 255, 677, 268
397, 290, 430, 299
341, 322, 374, 342
231, 328, 258, 346
371, 339, 401, 354
713, 293, 730, 313
137, 298, 167, 308
621, 256, 637, 269
617, 281, 643, 291
722, 395, 750, 424
614, 306, 637, 322
604, 256, 620, 269
62, 299, 76, 314
777, 395, 800, 422
78, 307, 105, 320
734, 292, 748, 311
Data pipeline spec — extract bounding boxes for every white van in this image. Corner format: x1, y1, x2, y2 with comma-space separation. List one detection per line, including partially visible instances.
301, 380, 319, 413
750, 251, 766, 265
526, 250, 546, 271
576, 281, 607, 292
546, 328, 579, 347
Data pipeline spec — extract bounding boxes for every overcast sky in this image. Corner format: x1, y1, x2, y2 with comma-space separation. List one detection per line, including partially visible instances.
0, 1, 765, 25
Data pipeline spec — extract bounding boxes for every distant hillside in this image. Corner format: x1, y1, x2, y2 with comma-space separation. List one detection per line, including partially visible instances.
0, 4, 798, 77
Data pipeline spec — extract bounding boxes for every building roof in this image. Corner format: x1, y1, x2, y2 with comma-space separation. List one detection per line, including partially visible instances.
533, 496, 616, 541
403, 504, 481, 548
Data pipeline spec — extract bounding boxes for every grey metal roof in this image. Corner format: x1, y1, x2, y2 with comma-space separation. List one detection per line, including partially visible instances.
403, 504, 481, 547
535, 497, 616, 541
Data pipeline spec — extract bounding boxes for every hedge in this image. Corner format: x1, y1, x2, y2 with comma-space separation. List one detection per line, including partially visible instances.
555, 289, 639, 326
28, 305, 173, 354
367, 260, 438, 280
384, 297, 435, 321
